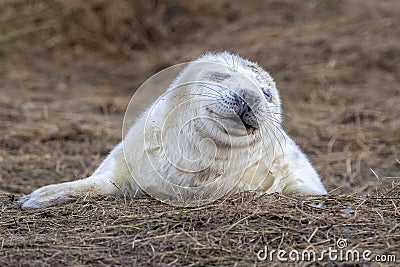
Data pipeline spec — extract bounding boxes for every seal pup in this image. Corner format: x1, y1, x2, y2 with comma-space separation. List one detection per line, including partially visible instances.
20, 52, 327, 209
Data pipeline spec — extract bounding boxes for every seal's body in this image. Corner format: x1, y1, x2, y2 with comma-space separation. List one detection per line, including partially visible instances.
20, 52, 326, 209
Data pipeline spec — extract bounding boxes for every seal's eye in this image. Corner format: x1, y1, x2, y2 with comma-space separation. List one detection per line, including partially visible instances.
262, 88, 272, 102
208, 72, 231, 83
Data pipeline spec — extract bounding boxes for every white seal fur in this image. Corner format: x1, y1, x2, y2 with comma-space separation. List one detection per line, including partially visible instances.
20, 52, 327, 209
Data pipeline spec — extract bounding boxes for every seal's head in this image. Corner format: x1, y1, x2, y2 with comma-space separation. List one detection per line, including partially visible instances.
201, 52, 281, 134
165, 52, 282, 139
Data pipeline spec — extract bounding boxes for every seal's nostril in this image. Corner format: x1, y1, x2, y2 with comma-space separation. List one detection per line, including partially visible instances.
221, 89, 259, 130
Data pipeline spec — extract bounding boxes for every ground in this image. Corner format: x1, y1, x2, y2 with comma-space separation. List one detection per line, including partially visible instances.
0, 0, 399, 266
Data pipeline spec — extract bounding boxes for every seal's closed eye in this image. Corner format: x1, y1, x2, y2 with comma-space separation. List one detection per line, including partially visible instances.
208, 72, 232, 83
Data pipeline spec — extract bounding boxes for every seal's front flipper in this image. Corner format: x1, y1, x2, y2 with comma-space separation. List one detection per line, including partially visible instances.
274, 136, 327, 195
19, 177, 110, 209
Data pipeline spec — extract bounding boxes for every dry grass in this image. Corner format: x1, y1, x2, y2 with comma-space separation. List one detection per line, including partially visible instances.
1, 188, 399, 266
0, 0, 399, 266
0, 189, 400, 266
0, 0, 234, 54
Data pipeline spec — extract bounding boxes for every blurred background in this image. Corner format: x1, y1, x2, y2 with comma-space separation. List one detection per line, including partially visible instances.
0, 0, 399, 195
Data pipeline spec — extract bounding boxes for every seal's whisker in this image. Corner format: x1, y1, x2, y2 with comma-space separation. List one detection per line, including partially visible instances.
195, 84, 225, 96
185, 93, 220, 100
261, 125, 276, 164
268, 119, 287, 146
262, 117, 287, 151
266, 111, 293, 121
260, 115, 284, 127
184, 102, 219, 114
261, 123, 283, 162
204, 107, 238, 122
174, 93, 219, 100
263, 122, 285, 157
193, 86, 223, 97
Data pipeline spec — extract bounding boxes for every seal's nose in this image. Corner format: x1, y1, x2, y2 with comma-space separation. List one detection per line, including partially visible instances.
239, 89, 260, 108
235, 89, 260, 129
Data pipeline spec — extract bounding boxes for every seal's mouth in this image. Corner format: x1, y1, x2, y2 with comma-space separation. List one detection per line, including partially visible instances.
206, 108, 259, 135
242, 120, 258, 135
205, 106, 260, 135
